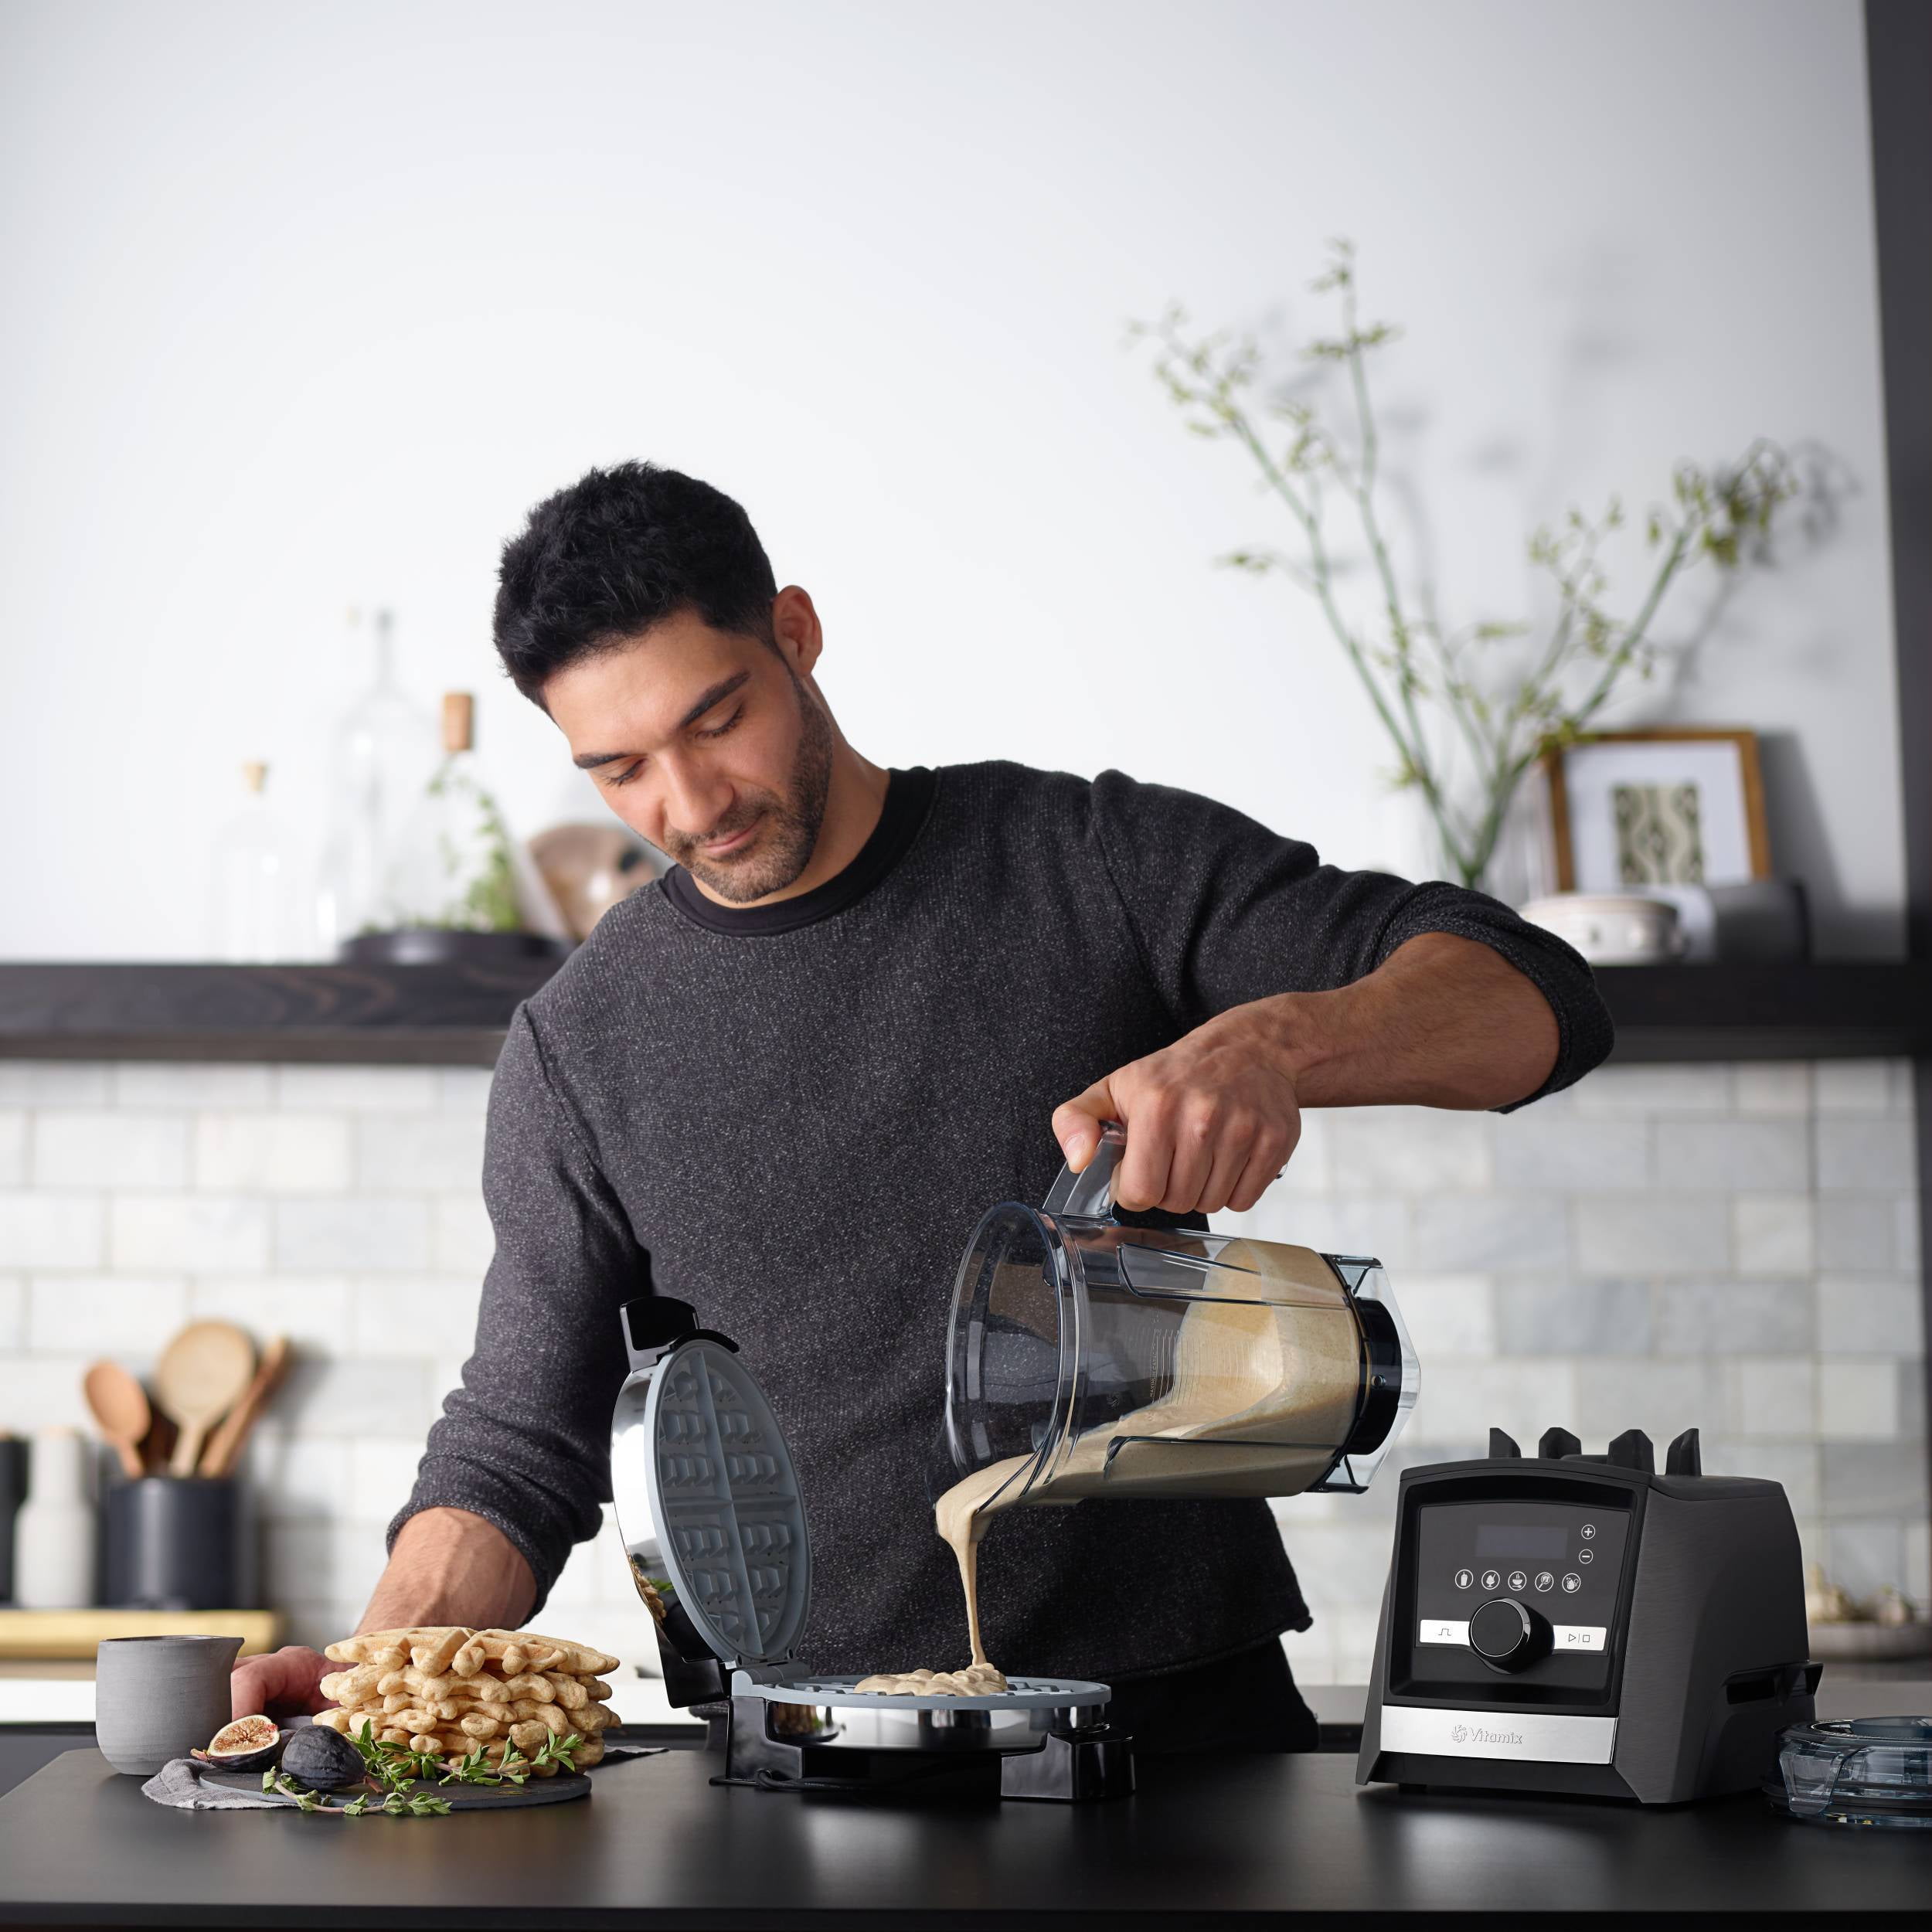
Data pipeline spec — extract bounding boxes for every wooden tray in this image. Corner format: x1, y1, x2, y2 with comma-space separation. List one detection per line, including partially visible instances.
0, 1609, 282, 1660
203, 1768, 591, 1811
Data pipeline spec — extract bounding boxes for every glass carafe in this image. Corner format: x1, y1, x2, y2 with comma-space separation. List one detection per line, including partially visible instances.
944, 1123, 1418, 1516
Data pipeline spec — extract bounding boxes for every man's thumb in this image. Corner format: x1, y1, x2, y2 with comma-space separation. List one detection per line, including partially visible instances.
1052, 1080, 1117, 1171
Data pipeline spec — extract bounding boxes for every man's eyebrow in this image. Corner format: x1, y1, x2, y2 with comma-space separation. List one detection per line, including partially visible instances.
570, 672, 752, 770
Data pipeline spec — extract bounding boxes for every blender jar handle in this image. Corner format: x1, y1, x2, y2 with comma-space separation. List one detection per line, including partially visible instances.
1042, 1119, 1126, 1221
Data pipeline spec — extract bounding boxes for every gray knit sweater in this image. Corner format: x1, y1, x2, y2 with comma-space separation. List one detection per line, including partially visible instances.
394, 761, 1611, 1681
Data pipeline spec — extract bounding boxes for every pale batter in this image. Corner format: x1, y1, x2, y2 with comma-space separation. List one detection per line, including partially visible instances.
855, 1239, 1365, 1696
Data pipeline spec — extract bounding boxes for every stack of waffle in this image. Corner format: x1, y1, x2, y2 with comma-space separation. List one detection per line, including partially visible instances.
315, 1625, 621, 1774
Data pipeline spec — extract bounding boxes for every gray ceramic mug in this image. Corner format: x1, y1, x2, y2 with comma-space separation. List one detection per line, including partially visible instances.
95, 1634, 243, 1775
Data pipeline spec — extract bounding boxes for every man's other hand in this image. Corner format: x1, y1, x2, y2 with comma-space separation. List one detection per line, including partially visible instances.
231, 1644, 334, 1720
1052, 1005, 1299, 1215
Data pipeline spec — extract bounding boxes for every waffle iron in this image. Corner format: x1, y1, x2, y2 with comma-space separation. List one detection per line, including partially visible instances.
607, 1290, 1135, 1800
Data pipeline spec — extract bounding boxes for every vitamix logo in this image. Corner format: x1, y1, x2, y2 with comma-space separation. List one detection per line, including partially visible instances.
1451, 1722, 1524, 1747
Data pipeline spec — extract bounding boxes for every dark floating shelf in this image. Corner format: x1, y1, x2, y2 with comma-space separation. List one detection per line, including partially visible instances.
0, 960, 1927, 1067
0, 961, 563, 1066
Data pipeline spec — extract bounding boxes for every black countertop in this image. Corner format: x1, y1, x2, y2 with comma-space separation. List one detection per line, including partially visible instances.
0, 1742, 1924, 1928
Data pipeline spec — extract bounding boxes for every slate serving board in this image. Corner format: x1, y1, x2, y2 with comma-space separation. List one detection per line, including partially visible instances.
201, 1767, 591, 1811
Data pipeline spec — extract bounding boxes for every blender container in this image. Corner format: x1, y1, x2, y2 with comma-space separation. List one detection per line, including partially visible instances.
944, 1122, 1417, 1516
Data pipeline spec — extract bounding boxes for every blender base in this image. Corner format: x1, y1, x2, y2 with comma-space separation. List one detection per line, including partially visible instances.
713, 1695, 1136, 1802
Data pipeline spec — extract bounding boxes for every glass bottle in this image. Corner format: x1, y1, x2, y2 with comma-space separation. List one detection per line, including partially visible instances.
209, 761, 303, 961
315, 609, 437, 954
382, 693, 527, 933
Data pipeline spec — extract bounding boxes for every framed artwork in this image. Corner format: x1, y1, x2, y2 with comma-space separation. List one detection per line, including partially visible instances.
1541, 729, 1770, 894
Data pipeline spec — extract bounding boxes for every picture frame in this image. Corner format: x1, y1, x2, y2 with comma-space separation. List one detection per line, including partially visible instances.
1540, 728, 1770, 895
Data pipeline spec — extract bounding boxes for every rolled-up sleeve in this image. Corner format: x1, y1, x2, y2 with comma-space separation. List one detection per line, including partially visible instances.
386, 1004, 645, 1609
1087, 769, 1612, 1106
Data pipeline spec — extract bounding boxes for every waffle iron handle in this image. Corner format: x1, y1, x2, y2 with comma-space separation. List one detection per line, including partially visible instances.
1043, 1120, 1127, 1222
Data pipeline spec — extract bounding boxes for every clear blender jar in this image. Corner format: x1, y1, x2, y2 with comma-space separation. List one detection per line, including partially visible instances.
943, 1123, 1418, 1516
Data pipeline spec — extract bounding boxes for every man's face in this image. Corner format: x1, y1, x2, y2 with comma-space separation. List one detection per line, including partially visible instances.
546, 604, 834, 903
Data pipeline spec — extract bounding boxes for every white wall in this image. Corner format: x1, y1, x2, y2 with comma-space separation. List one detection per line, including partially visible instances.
0, 0, 1903, 957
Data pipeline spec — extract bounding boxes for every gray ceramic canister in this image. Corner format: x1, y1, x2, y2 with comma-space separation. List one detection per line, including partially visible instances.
94, 1634, 243, 1775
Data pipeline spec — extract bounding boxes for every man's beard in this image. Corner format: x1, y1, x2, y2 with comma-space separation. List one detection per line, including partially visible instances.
662, 675, 835, 903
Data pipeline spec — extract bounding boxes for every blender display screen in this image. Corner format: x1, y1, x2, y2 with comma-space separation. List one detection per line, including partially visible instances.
1475, 1523, 1569, 1562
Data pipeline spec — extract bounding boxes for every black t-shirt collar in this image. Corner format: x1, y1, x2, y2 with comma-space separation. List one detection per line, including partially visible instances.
657, 767, 937, 936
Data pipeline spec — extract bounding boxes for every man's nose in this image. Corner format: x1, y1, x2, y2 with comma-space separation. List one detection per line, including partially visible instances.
661, 757, 733, 839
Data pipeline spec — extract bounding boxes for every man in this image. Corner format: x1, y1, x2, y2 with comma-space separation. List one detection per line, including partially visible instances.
238, 462, 1611, 1751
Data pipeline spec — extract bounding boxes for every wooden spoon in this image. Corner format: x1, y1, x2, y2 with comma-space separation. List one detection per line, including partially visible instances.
154, 1321, 256, 1479
82, 1361, 151, 1481
199, 1335, 291, 1478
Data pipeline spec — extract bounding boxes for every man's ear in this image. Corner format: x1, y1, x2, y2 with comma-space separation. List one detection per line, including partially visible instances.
770, 585, 823, 679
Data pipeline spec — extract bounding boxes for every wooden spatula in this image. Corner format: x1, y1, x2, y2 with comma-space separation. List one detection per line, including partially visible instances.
83, 1360, 151, 1481
154, 1321, 256, 1479
199, 1335, 291, 1478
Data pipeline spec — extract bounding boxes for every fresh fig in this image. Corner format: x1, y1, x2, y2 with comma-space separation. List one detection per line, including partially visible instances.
196, 1715, 281, 1770
279, 1724, 369, 1791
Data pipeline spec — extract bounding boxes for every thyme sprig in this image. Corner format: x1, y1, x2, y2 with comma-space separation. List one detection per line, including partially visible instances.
255, 1716, 580, 1818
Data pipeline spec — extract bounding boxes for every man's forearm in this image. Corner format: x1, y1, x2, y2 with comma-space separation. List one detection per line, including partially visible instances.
1253, 931, 1558, 1111
357, 1507, 537, 1634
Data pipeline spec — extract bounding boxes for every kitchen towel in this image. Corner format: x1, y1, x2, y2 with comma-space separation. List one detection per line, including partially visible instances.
141, 1742, 664, 1809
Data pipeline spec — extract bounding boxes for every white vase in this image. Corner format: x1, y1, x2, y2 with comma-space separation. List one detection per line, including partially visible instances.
14, 1427, 96, 1609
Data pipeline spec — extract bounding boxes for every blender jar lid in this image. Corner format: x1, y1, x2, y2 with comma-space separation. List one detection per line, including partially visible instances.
641, 1338, 811, 1672
1768, 1716, 1932, 1827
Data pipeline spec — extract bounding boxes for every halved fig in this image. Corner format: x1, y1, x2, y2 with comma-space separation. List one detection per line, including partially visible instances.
196, 1714, 282, 1770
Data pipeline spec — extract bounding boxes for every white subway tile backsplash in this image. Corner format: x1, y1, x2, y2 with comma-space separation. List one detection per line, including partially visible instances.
1573, 1358, 1718, 1442
0, 1051, 1918, 1680
1653, 1282, 1815, 1356
1816, 1117, 1917, 1193
113, 1063, 274, 1109
0, 1350, 94, 1430
32, 1112, 189, 1189
1816, 1277, 1923, 1357
436, 1070, 495, 1116
1574, 1196, 1730, 1275
111, 1195, 270, 1272
0, 1192, 106, 1268
1723, 1358, 1817, 1438
1570, 1065, 1730, 1114
1734, 1196, 1815, 1276
1813, 1196, 1895, 1272
1813, 1061, 1894, 1115
26, 1274, 189, 1355
1732, 1063, 1812, 1116
355, 1114, 488, 1194
275, 1198, 431, 1272
194, 1114, 352, 1193
349, 1276, 484, 1359
1411, 1196, 1566, 1274
1653, 1120, 1809, 1192
270, 1355, 434, 1438
1492, 1117, 1648, 1192
1494, 1279, 1651, 1355
1324, 1108, 1491, 1192
275, 1066, 440, 1113
0, 1064, 111, 1107
185, 1276, 356, 1356
1383, 1274, 1495, 1356
1818, 1362, 1901, 1440
431, 1195, 495, 1274
1826, 1521, 1905, 1602
350, 1437, 428, 1525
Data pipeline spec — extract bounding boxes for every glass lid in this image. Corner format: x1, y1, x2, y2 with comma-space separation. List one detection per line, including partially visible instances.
636, 1338, 811, 1672
1767, 1716, 1932, 1828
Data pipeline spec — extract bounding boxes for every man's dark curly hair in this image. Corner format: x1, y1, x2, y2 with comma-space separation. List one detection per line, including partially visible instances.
493, 461, 777, 704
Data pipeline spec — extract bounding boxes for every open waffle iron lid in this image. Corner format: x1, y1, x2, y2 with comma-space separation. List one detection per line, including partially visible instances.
640, 1332, 813, 1674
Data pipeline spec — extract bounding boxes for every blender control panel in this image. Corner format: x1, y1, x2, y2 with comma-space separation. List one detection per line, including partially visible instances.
1409, 1500, 1630, 1686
